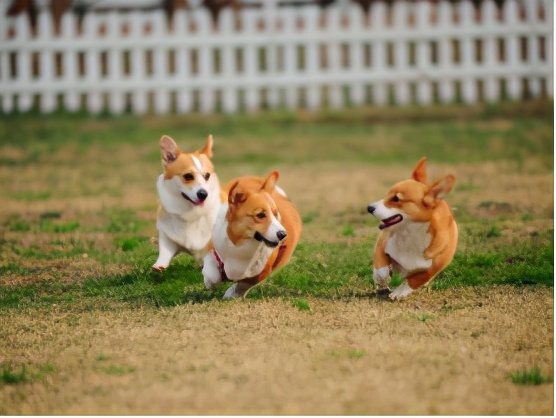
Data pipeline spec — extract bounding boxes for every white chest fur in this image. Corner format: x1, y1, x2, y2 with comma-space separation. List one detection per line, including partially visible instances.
385, 221, 432, 275
156, 174, 219, 252
212, 204, 274, 281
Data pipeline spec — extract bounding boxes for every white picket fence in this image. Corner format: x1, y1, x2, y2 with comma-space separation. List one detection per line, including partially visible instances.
0, 0, 552, 115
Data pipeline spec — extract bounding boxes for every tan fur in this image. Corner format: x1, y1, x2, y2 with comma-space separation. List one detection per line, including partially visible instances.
223, 173, 302, 282
368, 157, 458, 299
203, 171, 302, 298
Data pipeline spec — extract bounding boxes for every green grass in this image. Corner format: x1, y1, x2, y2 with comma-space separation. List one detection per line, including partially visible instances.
99, 365, 136, 376
2, 233, 551, 311
347, 349, 366, 359
0, 102, 553, 312
291, 298, 311, 311
413, 313, 434, 323
103, 209, 149, 234
0, 364, 29, 385
0, 363, 57, 386
509, 367, 552, 386
0, 101, 552, 167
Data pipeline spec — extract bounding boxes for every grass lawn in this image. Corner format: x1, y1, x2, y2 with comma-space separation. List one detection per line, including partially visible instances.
0, 100, 553, 414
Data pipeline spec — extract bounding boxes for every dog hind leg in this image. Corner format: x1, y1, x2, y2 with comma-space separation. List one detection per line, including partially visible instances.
223, 279, 257, 299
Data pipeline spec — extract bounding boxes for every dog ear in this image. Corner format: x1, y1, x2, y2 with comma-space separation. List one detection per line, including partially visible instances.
412, 157, 428, 184
228, 181, 247, 206
424, 175, 455, 208
199, 134, 213, 158
160, 135, 181, 165
261, 171, 279, 193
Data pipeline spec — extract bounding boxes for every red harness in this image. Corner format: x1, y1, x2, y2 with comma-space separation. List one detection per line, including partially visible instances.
211, 243, 288, 283
212, 249, 229, 282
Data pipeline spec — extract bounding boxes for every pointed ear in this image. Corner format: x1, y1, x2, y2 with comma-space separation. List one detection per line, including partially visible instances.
423, 175, 455, 208
160, 135, 181, 165
261, 171, 279, 193
412, 157, 428, 184
228, 181, 247, 206
199, 134, 213, 158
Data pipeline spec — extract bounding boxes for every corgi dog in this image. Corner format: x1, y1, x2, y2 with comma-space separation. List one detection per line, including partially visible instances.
202, 171, 302, 298
153, 134, 224, 271
367, 157, 458, 300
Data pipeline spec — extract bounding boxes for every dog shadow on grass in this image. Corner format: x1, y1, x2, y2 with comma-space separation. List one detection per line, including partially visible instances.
137, 254, 390, 307
145, 269, 389, 308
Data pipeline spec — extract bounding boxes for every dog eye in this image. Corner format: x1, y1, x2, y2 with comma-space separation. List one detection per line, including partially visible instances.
183, 173, 194, 181
203, 173, 211, 181
391, 195, 400, 203
255, 212, 266, 219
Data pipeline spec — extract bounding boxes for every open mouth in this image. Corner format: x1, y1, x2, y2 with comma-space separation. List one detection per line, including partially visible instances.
379, 214, 403, 230
181, 192, 204, 206
254, 231, 279, 248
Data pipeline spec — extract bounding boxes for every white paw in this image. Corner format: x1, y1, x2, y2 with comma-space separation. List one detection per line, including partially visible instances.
389, 283, 414, 300
202, 254, 222, 289
223, 283, 240, 299
373, 266, 392, 289
152, 265, 166, 272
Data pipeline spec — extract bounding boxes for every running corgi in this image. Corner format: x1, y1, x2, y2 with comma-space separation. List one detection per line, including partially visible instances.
367, 157, 458, 300
153, 134, 224, 271
202, 171, 302, 298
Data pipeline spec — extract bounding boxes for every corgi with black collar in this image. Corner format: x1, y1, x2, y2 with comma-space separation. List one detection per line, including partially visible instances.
153, 135, 224, 271
367, 157, 458, 300
202, 171, 302, 298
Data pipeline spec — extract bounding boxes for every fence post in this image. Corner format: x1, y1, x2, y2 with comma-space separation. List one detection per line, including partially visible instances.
544, 0, 553, 96
173, 9, 192, 114
14, 13, 33, 112
370, 1, 387, 106
482, 0, 499, 102
37, 10, 58, 112
504, 0, 521, 100
458, 0, 476, 104
219, 7, 236, 113
152, 10, 170, 115
60, 12, 80, 111
437, 0, 454, 104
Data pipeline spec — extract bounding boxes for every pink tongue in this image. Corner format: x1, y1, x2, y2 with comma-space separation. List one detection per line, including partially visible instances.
381, 214, 402, 229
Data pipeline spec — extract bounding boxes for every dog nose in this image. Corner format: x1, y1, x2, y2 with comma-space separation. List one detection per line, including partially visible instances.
276, 230, 287, 241
367, 205, 375, 214
197, 189, 208, 202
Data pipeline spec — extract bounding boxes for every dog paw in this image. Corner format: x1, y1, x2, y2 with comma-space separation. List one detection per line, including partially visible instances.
202, 257, 222, 289
203, 275, 221, 290
223, 284, 240, 299
389, 283, 413, 300
152, 265, 166, 273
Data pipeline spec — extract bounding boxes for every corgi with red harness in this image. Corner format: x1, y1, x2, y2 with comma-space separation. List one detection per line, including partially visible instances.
202, 171, 302, 298
153, 135, 224, 271
367, 157, 458, 300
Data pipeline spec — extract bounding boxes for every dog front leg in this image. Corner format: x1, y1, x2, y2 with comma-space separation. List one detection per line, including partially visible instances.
153, 232, 178, 271
389, 282, 414, 300
202, 252, 223, 289
373, 235, 392, 292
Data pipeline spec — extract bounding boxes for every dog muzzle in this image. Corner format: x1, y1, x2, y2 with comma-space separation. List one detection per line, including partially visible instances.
254, 230, 286, 248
